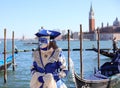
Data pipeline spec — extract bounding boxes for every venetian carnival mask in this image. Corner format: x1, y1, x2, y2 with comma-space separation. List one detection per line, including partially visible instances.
38, 36, 50, 50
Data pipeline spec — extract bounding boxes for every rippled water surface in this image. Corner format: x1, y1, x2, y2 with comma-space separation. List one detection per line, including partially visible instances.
0, 39, 119, 88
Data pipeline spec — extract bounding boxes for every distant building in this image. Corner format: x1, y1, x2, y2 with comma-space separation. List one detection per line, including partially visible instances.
89, 4, 95, 33
83, 4, 120, 40
73, 32, 80, 40
72, 4, 120, 41
99, 18, 120, 40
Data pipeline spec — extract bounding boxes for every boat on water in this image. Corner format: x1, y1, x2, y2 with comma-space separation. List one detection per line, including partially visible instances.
74, 25, 120, 88
92, 47, 115, 58
74, 53, 120, 88
0, 55, 16, 71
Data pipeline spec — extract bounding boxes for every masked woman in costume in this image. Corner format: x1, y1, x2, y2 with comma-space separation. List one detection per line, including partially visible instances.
30, 28, 68, 88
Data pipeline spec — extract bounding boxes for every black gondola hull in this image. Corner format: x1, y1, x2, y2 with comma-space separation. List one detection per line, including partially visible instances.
74, 72, 120, 88
0, 62, 12, 71
93, 48, 115, 58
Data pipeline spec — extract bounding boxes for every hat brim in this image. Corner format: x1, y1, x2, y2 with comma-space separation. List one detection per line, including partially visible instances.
35, 29, 49, 37
49, 30, 61, 39
35, 29, 61, 39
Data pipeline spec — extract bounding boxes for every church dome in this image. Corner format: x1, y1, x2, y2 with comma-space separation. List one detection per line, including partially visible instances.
113, 17, 120, 26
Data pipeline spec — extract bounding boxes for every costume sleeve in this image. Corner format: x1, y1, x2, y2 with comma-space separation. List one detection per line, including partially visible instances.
31, 51, 37, 75
57, 51, 68, 78
30, 61, 37, 75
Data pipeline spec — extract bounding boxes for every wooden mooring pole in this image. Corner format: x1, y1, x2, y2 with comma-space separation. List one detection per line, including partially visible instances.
12, 31, 15, 71
4, 28, 7, 83
97, 28, 100, 70
68, 30, 70, 71
80, 24, 83, 79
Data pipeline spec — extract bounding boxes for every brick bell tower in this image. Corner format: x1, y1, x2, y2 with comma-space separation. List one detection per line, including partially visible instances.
89, 4, 95, 33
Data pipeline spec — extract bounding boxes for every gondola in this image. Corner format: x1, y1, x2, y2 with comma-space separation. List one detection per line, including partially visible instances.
74, 51, 120, 88
92, 47, 115, 58
74, 72, 120, 88
74, 25, 120, 88
0, 55, 15, 71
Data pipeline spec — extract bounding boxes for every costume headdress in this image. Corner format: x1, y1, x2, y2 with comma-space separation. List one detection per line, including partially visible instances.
35, 28, 61, 39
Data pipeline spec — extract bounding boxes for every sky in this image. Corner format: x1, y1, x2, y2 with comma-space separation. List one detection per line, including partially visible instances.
0, 0, 120, 39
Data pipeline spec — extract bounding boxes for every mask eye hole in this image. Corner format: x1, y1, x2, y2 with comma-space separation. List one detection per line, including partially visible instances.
39, 38, 49, 44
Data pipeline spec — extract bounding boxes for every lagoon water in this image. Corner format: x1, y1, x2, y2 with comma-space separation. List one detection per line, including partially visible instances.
0, 39, 119, 88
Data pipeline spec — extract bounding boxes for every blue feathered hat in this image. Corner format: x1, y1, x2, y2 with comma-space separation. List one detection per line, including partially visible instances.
35, 29, 61, 39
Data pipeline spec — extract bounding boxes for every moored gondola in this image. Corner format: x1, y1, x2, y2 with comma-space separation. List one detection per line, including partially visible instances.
74, 71, 120, 88
74, 52, 120, 88
0, 55, 15, 71
74, 25, 120, 88
92, 47, 115, 58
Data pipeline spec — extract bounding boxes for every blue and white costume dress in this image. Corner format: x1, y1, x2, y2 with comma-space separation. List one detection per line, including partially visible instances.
30, 48, 68, 88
